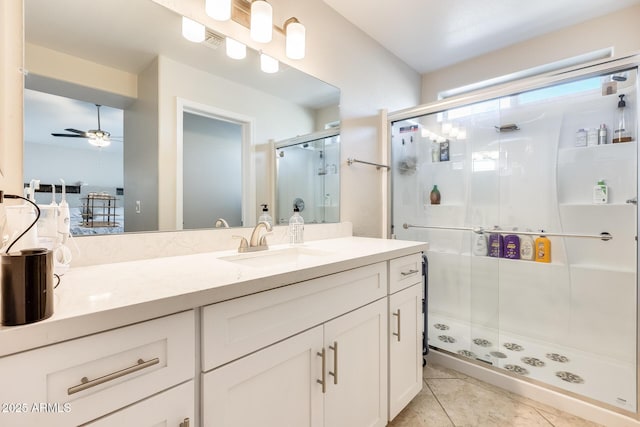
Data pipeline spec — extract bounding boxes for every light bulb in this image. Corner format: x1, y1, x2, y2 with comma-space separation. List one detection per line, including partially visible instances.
285, 18, 305, 59
251, 1, 272, 43
260, 53, 279, 73
182, 16, 205, 43
206, 0, 231, 21
226, 38, 246, 60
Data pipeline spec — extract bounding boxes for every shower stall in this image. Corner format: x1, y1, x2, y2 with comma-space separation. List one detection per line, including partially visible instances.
389, 56, 639, 417
275, 129, 340, 225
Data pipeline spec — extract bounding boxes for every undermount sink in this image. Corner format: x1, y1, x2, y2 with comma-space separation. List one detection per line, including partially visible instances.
218, 246, 331, 268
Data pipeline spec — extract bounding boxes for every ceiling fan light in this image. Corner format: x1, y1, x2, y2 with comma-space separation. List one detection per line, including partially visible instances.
88, 137, 111, 148
250, 1, 272, 43
226, 37, 247, 60
260, 53, 278, 73
206, 0, 231, 21
182, 16, 205, 43
285, 18, 305, 60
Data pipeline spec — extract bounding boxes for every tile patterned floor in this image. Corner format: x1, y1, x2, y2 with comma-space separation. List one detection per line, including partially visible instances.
388, 363, 604, 427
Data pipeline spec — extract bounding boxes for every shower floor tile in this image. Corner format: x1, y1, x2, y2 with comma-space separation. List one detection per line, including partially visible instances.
427, 313, 636, 412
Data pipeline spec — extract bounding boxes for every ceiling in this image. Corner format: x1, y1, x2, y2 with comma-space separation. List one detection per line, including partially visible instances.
322, 0, 640, 74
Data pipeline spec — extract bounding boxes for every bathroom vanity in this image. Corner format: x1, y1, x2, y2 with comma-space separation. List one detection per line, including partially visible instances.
0, 236, 427, 426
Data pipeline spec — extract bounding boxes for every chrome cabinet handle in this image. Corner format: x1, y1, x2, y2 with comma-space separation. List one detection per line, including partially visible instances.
67, 357, 160, 395
328, 341, 338, 385
400, 269, 418, 276
317, 348, 326, 393
180, 418, 190, 427
393, 310, 401, 342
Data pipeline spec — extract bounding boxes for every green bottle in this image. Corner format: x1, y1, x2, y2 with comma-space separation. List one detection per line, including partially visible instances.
430, 185, 441, 205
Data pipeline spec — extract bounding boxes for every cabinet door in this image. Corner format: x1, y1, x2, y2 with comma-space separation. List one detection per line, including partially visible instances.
323, 298, 388, 427
84, 380, 194, 427
388, 283, 423, 420
202, 326, 324, 427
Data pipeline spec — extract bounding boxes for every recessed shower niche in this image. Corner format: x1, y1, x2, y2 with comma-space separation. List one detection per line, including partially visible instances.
390, 63, 638, 412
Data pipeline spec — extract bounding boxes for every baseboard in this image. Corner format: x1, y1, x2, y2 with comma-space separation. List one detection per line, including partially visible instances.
427, 350, 640, 427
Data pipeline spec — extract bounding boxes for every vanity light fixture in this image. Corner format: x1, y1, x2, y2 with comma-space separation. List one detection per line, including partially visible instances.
284, 17, 305, 59
250, 0, 272, 43
226, 37, 247, 60
182, 16, 206, 42
206, 0, 232, 21
260, 53, 279, 73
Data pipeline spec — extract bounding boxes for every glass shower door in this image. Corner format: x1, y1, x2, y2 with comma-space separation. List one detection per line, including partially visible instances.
391, 67, 638, 412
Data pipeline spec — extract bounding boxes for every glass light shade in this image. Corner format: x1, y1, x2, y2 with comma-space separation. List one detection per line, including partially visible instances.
250, 1, 272, 43
206, 0, 231, 21
182, 17, 205, 43
285, 20, 305, 59
260, 53, 279, 73
88, 137, 111, 148
226, 38, 247, 60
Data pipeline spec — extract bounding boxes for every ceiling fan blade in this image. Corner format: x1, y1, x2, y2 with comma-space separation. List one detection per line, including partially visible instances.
51, 133, 87, 138
64, 128, 88, 135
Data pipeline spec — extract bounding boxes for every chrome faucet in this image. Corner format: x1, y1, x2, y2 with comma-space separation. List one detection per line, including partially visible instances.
249, 221, 273, 249
215, 218, 230, 228
236, 221, 273, 253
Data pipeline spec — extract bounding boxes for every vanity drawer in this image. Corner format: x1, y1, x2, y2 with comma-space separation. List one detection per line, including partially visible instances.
389, 253, 423, 294
0, 310, 195, 427
201, 262, 387, 371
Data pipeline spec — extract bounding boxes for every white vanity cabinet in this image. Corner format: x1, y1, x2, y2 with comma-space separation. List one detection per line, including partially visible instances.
84, 380, 195, 427
388, 253, 424, 421
201, 263, 389, 427
0, 311, 195, 427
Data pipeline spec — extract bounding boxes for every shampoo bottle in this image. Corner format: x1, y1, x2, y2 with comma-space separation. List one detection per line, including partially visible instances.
258, 204, 273, 227
430, 185, 441, 205
519, 231, 535, 261
472, 233, 488, 256
534, 231, 551, 263
503, 230, 520, 259
288, 207, 304, 244
593, 180, 608, 204
488, 227, 503, 258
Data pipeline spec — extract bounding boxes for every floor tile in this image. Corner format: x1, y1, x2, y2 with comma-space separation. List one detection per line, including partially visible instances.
427, 377, 553, 426
423, 362, 468, 380
388, 381, 454, 427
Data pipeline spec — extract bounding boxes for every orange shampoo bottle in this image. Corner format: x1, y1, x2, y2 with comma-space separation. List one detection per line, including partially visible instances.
534, 231, 551, 263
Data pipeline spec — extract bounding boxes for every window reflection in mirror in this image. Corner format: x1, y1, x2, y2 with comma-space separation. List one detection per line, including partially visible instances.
276, 130, 340, 225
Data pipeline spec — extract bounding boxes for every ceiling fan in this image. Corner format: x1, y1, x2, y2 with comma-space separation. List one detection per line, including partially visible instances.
51, 104, 115, 147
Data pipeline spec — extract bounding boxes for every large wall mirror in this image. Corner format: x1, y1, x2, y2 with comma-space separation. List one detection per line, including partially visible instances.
24, 0, 340, 236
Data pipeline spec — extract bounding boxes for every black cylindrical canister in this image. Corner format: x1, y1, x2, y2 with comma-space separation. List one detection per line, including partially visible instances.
1, 248, 54, 326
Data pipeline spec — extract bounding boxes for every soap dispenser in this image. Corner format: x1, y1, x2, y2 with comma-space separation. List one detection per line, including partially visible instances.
613, 94, 633, 143
258, 204, 273, 227
288, 207, 304, 244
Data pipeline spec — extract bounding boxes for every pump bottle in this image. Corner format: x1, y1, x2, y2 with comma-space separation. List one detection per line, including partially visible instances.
288, 207, 304, 244
258, 204, 273, 227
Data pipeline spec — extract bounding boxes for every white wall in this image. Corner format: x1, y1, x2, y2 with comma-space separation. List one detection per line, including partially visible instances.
421, 5, 640, 103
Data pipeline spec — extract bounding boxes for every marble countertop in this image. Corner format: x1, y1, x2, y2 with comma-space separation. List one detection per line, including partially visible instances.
0, 236, 427, 357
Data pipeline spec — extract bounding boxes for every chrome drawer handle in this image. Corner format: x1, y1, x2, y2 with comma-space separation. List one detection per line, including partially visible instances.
400, 269, 419, 276
67, 357, 160, 395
